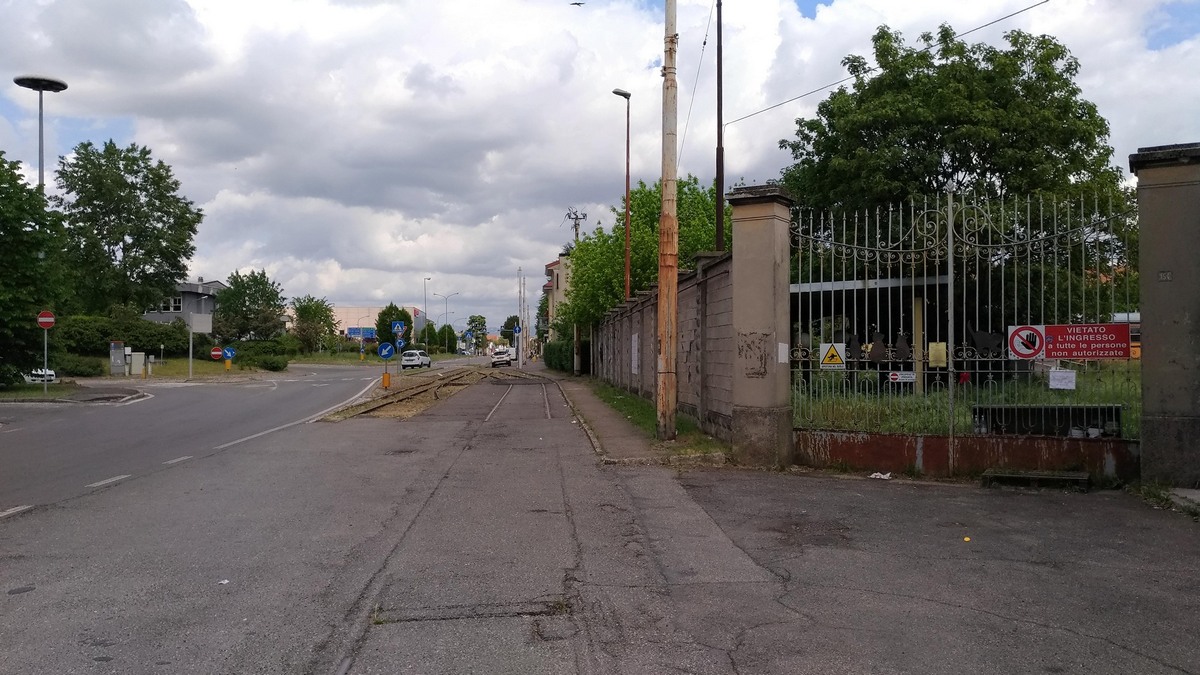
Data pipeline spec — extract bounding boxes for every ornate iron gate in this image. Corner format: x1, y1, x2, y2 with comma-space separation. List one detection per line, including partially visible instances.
791, 193, 1140, 439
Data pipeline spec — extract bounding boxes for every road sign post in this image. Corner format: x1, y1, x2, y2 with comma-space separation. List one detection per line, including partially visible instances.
378, 342, 394, 388
36, 311, 54, 394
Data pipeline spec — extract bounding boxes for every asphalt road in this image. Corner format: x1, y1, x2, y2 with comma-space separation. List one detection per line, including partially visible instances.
0, 364, 378, 509
2, 366, 1197, 674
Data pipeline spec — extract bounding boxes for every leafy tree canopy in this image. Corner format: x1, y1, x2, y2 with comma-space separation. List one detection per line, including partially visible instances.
466, 315, 488, 351
500, 315, 520, 345
557, 175, 723, 328
0, 152, 67, 383
437, 323, 458, 353
214, 269, 286, 342
291, 295, 338, 353
779, 25, 1124, 208
376, 304, 412, 346
53, 140, 202, 314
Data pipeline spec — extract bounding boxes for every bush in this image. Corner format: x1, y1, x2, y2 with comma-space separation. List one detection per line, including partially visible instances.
544, 340, 573, 372
249, 355, 289, 371
54, 353, 105, 377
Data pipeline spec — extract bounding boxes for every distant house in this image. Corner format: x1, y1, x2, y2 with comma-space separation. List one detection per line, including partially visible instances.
143, 279, 227, 324
545, 253, 571, 342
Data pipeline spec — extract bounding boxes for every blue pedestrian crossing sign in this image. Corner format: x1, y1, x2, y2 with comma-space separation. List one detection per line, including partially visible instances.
392, 321, 406, 334
396, 338, 407, 350
377, 343, 395, 359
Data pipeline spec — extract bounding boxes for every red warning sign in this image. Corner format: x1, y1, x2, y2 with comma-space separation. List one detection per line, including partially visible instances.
1044, 323, 1130, 360
1008, 325, 1044, 359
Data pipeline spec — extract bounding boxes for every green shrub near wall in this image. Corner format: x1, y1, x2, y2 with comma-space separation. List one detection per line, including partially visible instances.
544, 340, 573, 372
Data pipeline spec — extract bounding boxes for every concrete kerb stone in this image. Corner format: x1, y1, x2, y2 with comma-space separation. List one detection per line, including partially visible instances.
550, 378, 606, 460
1169, 488, 1200, 514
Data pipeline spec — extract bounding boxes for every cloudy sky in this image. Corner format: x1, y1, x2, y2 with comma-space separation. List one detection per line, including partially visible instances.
2, 0, 1198, 331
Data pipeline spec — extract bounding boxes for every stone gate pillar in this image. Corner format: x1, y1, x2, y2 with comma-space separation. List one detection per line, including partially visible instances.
1130, 143, 1200, 487
728, 185, 793, 467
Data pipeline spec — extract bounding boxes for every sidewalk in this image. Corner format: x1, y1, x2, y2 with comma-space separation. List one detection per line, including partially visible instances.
522, 360, 664, 464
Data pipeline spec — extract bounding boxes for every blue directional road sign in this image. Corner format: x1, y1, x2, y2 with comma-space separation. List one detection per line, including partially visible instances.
222, 347, 236, 360
396, 338, 407, 350
378, 342, 395, 359
392, 321, 406, 334
513, 325, 522, 334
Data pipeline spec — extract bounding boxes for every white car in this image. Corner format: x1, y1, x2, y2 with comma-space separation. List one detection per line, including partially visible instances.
490, 348, 512, 368
24, 368, 57, 383
400, 350, 431, 369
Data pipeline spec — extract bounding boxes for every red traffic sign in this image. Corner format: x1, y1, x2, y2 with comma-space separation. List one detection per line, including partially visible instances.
210, 346, 223, 360
36, 311, 55, 329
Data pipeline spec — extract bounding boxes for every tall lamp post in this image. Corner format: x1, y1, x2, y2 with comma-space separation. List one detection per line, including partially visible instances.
423, 276, 431, 342
613, 88, 632, 300
357, 313, 370, 361
13, 75, 68, 188
433, 292, 458, 354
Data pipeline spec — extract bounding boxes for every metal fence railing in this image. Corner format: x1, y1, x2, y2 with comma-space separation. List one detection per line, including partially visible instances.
791, 193, 1141, 440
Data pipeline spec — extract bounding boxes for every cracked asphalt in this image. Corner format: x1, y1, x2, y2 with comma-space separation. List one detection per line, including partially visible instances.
3, 370, 1197, 674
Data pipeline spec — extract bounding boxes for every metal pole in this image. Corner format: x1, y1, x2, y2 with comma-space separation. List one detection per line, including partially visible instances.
423, 277, 430, 344
43, 328, 48, 395
614, 89, 633, 299
188, 328, 194, 380
657, 0, 680, 440
37, 91, 44, 188
625, 94, 632, 298
715, 0, 725, 251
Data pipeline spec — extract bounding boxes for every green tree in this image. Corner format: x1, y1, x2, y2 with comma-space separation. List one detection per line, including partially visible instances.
418, 321, 439, 347
376, 304, 412, 347
535, 292, 549, 342
437, 324, 458, 354
53, 140, 202, 314
466, 315, 488, 352
291, 295, 338, 353
500, 315, 520, 346
559, 175, 721, 327
779, 25, 1123, 208
213, 269, 286, 342
0, 152, 68, 384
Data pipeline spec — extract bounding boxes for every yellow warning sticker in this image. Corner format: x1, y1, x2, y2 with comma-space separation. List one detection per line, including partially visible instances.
819, 343, 846, 370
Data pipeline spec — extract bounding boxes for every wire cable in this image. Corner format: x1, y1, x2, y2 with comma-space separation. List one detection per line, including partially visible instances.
678, 0, 717, 162
725, 0, 1051, 128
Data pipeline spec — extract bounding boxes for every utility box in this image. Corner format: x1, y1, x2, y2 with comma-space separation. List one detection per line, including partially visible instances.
109, 341, 126, 376
130, 352, 146, 378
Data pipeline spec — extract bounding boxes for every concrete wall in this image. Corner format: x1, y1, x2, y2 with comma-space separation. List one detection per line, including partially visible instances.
1130, 142, 1200, 487
594, 254, 735, 440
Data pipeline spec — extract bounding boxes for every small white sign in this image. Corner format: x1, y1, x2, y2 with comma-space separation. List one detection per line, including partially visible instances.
779, 342, 789, 364
1049, 369, 1077, 390
631, 334, 639, 375
887, 371, 917, 383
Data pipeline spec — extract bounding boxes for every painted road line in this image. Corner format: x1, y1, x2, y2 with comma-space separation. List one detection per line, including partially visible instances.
213, 378, 380, 450
85, 475, 132, 489
163, 456, 192, 465
0, 505, 35, 519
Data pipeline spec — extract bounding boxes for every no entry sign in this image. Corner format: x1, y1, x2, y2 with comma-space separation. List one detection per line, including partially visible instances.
210, 346, 223, 360
36, 311, 55, 329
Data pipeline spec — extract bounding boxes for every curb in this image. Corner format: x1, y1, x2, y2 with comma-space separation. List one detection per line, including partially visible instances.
550, 379, 607, 459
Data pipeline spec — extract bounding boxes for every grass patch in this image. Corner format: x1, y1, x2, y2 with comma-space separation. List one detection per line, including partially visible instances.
0, 381, 82, 400
590, 381, 727, 456
1128, 482, 1200, 520
794, 360, 1142, 438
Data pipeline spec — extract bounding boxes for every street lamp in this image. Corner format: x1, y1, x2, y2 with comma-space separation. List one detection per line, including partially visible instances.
613, 88, 632, 300
13, 75, 68, 188
423, 276, 431, 341
433, 292, 459, 354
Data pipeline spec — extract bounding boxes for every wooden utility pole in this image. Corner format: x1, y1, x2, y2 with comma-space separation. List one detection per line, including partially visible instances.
657, 0, 679, 440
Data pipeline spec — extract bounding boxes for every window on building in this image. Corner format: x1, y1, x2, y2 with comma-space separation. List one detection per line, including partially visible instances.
160, 297, 182, 312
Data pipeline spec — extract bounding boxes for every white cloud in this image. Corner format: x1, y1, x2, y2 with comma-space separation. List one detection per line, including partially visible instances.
2, 0, 1198, 326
